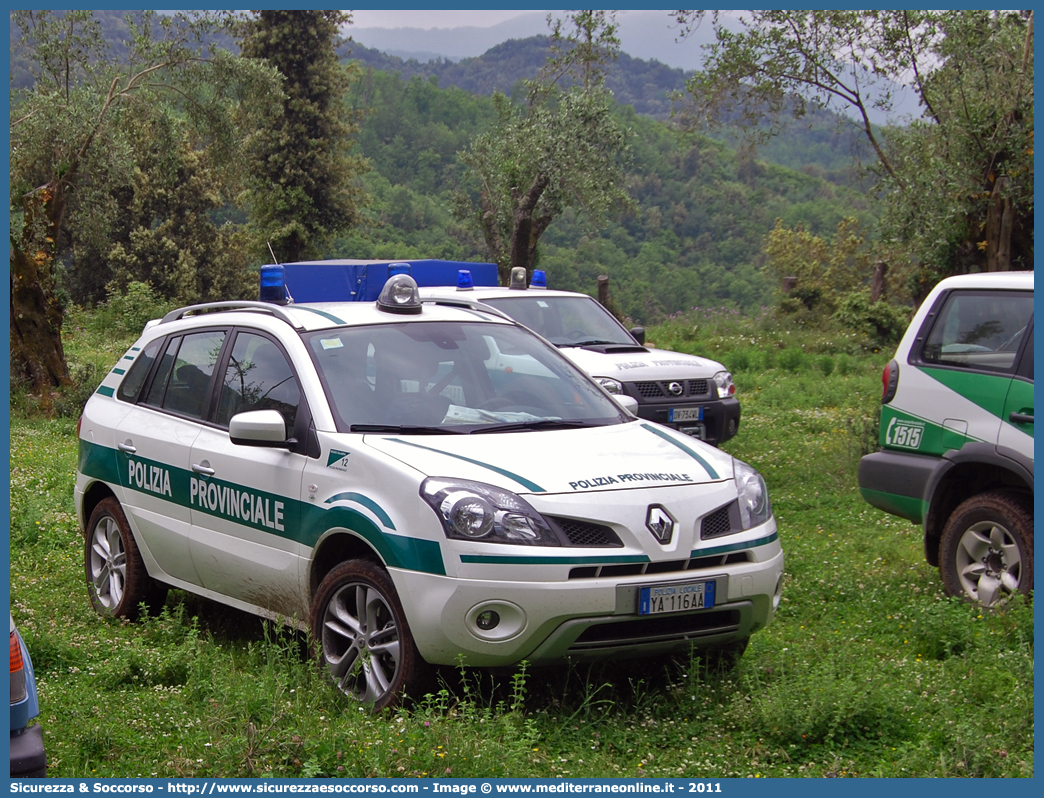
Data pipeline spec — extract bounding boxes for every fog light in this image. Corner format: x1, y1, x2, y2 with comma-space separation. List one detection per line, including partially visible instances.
467, 601, 526, 641
476, 610, 500, 631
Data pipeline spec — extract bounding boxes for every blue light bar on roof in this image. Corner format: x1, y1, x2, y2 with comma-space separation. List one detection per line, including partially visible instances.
259, 264, 292, 305
457, 269, 474, 290
530, 269, 547, 288
389, 262, 412, 277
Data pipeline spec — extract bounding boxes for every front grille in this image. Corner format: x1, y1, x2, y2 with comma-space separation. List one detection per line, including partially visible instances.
571, 609, 741, 648
688, 379, 710, 396
701, 504, 734, 539
567, 550, 750, 580
549, 517, 622, 548
635, 382, 665, 398
631, 380, 711, 401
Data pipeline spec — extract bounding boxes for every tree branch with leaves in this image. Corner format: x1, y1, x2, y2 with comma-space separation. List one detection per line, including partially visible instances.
455, 11, 633, 285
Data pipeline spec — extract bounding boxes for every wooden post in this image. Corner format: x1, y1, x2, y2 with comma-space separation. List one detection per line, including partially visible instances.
782, 276, 797, 294
870, 261, 888, 302
597, 274, 610, 306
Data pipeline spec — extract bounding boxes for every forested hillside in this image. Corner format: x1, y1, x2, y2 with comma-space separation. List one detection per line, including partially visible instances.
10, 10, 876, 323
344, 37, 873, 182
336, 69, 873, 321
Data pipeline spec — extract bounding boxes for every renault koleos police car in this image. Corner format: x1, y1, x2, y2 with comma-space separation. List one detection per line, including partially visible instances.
859, 271, 1033, 606
75, 274, 783, 709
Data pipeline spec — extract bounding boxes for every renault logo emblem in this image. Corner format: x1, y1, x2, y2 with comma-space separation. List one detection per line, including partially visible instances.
668, 381, 684, 396
646, 505, 676, 544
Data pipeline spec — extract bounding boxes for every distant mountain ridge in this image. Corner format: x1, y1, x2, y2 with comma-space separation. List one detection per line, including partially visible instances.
341, 36, 688, 120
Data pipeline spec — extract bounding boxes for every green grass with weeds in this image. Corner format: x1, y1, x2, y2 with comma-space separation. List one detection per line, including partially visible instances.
9, 305, 1033, 778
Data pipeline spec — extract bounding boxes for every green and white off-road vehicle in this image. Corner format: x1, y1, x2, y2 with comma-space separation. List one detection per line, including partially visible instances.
859, 271, 1033, 606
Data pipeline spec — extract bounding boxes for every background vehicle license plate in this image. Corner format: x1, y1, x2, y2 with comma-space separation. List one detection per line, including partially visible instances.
669, 407, 703, 422
639, 580, 715, 615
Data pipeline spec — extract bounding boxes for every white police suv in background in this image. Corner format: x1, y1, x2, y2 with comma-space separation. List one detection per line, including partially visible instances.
859, 272, 1033, 606
420, 269, 741, 446
76, 274, 783, 709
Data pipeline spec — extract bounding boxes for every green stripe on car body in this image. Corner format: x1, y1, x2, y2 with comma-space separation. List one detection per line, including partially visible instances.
694, 530, 778, 558
96, 386, 115, 397
879, 406, 983, 456
918, 366, 1012, 420
859, 487, 927, 524
461, 554, 650, 566
294, 306, 346, 325
459, 530, 779, 566
325, 492, 396, 530
640, 423, 719, 479
76, 440, 445, 576
387, 438, 546, 493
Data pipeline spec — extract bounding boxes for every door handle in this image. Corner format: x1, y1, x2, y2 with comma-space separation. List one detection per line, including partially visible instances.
118, 441, 137, 454
192, 462, 216, 477
1009, 412, 1034, 425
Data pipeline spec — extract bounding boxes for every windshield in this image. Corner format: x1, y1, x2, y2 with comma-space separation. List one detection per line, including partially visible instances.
304, 321, 629, 434
481, 295, 636, 347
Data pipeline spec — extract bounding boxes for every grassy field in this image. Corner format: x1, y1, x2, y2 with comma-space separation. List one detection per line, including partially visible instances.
9, 305, 1034, 778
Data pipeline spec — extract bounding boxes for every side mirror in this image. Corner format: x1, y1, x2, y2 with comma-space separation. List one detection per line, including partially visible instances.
613, 394, 639, 415
629, 326, 646, 345
229, 409, 288, 447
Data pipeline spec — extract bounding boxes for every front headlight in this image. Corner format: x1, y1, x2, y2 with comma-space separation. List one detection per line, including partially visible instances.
733, 459, 771, 529
420, 478, 560, 546
594, 377, 623, 395
713, 370, 735, 398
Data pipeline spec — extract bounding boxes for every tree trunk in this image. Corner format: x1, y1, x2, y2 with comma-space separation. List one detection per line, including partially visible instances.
10, 185, 72, 401
870, 261, 888, 302
10, 247, 71, 395
985, 176, 1012, 272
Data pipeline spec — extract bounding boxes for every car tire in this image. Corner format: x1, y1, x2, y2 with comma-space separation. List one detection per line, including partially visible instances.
939, 491, 1033, 607
311, 559, 427, 711
84, 497, 167, 620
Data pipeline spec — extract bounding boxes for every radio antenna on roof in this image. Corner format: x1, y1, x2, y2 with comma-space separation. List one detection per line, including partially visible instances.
267, 241, 279, 265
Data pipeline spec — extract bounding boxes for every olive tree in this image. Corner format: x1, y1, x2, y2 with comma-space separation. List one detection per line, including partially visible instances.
676, 10, 1034, 285
9, 10, 281, 397
456, 11, 633, 285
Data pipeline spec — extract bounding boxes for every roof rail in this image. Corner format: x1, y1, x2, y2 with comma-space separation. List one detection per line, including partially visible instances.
159, 301, 304, 330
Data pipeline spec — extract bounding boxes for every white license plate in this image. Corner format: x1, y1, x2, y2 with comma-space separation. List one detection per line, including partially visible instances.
669, 407, 704, 422
639, 580, 715, 615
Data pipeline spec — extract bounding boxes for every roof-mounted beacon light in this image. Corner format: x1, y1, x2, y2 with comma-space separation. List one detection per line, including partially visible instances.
388, 262, 412, 277
259, 264, 293, 305
456, 269, 474, 291
509, 266, 528, 290
377, 274, 423, 314
530, 269, 547, 289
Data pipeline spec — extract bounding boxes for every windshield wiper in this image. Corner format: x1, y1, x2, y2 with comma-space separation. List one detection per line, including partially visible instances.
350, 424, 462, 435
469, 419, 595, 434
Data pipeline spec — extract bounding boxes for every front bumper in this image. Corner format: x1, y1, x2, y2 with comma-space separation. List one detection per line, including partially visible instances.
392, 539, 783, 666
631, 395, 741, 446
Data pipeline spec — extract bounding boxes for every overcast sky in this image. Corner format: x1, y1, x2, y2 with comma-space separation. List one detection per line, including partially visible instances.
350, 10, 551, 29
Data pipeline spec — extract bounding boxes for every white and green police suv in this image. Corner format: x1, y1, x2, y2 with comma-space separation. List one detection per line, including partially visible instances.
419, 269, 741, 446
859, 271, 1033, 606
75, 274, 783, 709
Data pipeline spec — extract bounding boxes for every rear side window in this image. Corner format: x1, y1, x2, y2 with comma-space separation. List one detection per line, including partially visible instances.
143, 330, 227, 418
117, 340, 161, 403
920, 291, 1033, 373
